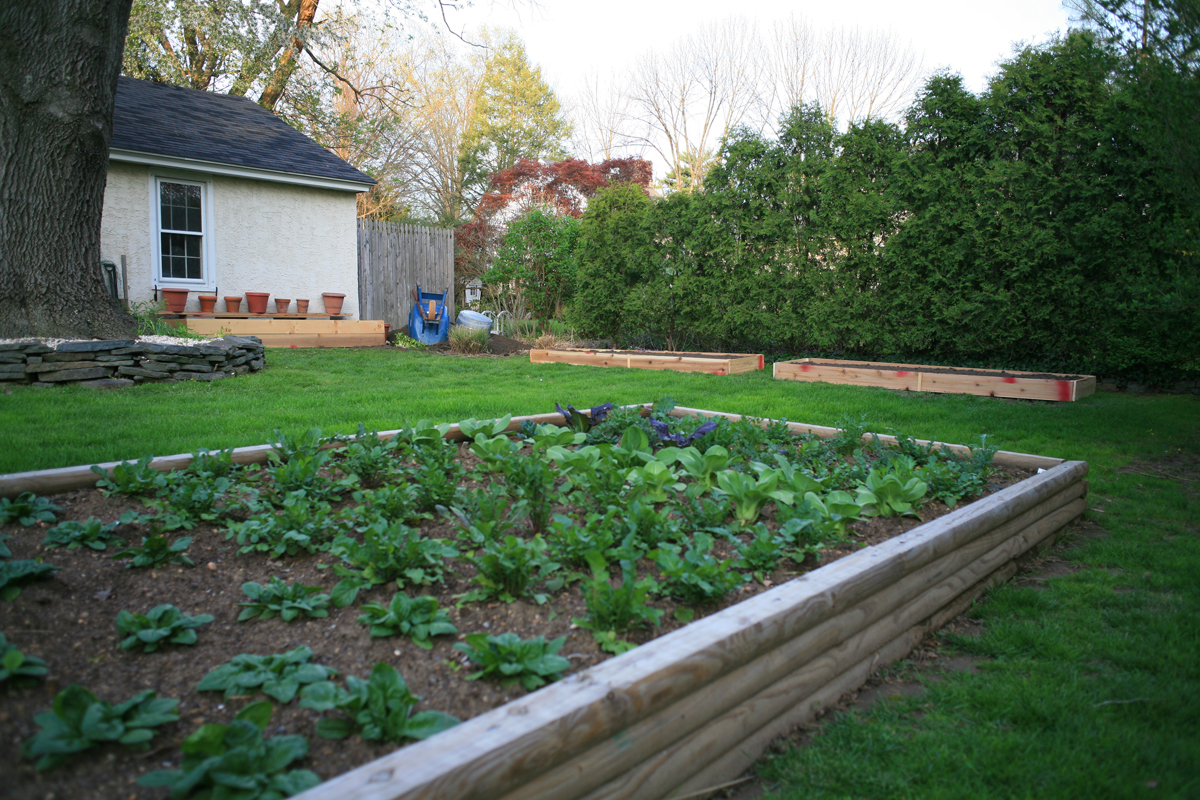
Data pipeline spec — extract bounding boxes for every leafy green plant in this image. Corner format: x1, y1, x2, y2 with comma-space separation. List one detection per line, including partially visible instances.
328, 518, 459, 607
300, 662, 459, 743
855, 465, 929, 518
0, 559, 60, 600
617, 500, 681, 548
116, 604, 213, 652
399, 419, 453, 449
554, 402, 613, 433
968, 434, 1000, 476
918, 458, 986, 508
525, 422, 586, 452
715, 469, 789, 525
546, 510, 619, 568
91, 454, 163, 496
113, 535, 194, 568
675, 494, 732, 533
653, 532, 746, 604
501, 455, 559, 532
778, 491, 863, 540
457, 414, 513, 439
624, 460, 686, 503
42, 517, 125, 551
606, 425, 656, 469
448, 490, 528, 544
0, 631, 47, 686
575, 552, 661, 654
657, 444, 735, 491
454, 632, 571, 691
469, 432, 520, 472
147, 473, 234, 527
196, 646, 337, 703
239, 577, 330, 622
735, 525, 788, 582
269, 427, 326, 463
356, 594, 457, 649
138, 700, 319, 800
0, 492, 60, 526
22, 684, 179, 770
226, 490, 342, 558
338, 424, 404, 487
354, 483, 425, 525
185, 446, 243, 481
464, 535, 559, 604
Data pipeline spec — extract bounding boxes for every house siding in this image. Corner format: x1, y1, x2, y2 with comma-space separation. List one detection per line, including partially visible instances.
101, 161, 360, 317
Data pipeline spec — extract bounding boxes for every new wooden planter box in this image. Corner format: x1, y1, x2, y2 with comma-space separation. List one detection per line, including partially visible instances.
774, 358, 1096, 402
0, 406, 1086, 800
531, 348, 764, 376
184, 317, 385, 348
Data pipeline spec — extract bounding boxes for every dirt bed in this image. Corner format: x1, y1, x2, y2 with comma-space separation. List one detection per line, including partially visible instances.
0, 440, 1030, 800
800, 361, 1088, 381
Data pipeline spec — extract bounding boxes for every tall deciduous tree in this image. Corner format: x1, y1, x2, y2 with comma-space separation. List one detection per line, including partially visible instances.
458, 31, 572, 206
0, 0, 137, 339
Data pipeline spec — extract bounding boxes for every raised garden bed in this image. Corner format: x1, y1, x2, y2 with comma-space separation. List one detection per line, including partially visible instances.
184, 318, 386, 349
0, 403, 1085, 800
531, 348, 764, 375
774, 358, 1096, 402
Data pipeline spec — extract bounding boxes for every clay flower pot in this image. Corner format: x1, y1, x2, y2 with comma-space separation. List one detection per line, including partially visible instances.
295, 299, 310, 314
245, 292, 270, 314
198, 294, 218, 313
322, 292, 346, 315
160, 288, 189, 313
224, 296, 243, 313
275, 298, 291, 314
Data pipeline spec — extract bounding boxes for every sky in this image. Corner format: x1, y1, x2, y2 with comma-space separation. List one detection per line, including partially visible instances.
439, 0, 1075, 98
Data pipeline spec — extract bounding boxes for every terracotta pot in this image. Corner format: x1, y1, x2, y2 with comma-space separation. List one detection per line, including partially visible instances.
295, 299, 310, 314
160, 288, 188, 313
322, 292, 346, 315
198, 294, 218, 313
224, 296, 243, 313
275, 298, 291, 314
245, 292, 270, 315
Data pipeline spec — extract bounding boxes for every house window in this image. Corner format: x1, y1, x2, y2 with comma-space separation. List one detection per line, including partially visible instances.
157, 179, 205, 281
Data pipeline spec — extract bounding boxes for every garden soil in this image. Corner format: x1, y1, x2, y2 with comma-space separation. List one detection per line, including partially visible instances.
0, 447, 1032, 800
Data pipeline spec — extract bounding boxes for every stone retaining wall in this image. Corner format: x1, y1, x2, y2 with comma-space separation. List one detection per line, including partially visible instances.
0, 336, 266, 388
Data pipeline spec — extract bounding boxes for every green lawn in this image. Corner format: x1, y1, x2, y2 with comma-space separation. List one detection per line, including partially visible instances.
2, 348, 1197, 797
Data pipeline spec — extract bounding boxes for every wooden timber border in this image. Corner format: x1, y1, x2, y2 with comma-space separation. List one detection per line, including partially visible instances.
0, 406, 1085, 800
184, 317, 386, 348
775, 358, 1096, 402
531, 348, 764, 376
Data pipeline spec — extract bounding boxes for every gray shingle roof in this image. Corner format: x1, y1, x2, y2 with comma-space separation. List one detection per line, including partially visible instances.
111, 77, 375, 186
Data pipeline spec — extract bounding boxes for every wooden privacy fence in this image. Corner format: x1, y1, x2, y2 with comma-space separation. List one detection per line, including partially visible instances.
357, 220, 455, 330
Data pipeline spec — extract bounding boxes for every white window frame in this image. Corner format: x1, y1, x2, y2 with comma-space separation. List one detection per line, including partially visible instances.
150, 174, 217, 291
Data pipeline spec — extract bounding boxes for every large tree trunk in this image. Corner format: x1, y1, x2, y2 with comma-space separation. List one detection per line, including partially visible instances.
0, 0, 136, 339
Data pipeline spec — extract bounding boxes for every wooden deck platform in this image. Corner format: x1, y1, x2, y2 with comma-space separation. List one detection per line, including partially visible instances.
774, 358, 1096, 402
183, 317, 385, 348
530, 348, 764, 376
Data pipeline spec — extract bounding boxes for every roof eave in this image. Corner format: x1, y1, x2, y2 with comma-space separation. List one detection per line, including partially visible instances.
109, 148, 376, 193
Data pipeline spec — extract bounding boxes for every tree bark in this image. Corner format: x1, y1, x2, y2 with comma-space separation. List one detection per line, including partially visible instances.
0, 0, 137, 339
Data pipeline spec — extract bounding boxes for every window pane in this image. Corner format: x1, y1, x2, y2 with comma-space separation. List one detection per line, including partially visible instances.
160, 182, 202, 232
161, 232, 202, 280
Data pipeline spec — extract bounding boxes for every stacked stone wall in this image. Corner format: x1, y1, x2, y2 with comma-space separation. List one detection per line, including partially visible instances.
0, 336, 266, 388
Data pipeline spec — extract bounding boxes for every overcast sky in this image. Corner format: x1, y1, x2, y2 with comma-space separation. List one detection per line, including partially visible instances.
440, 0, 1074, 97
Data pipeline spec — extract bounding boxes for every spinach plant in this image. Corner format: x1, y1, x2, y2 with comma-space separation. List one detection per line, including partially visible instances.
91, 454, 163, 496
338, 424, 404, 487
0, 559, 59, 601
0, 492, 60, 526
735, 525, 788, 582
501, 455, 558, 532
356, 593, 458, 648
138, 701, 319, 799
463, 535, 559, 604
354, 483, 426, 525
0, 631, 47, 686
113, 535, 194, 568
546, 510, 619, 569
226, 490, 342, 557
300, 662, 459, 743
116, 604, 214, 652
469, 432, 520, 472
454, 632, 571, 690
42, 517, 124, 551
197, 646, 337, 703
653, 532, 746, 604
22, 684, 179, 770
239, 577, 330, 622
448, 490, 528, 544
574, 552, 661, 654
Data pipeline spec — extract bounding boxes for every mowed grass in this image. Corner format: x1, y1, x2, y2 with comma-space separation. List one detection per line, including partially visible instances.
1, 347, 1197, 797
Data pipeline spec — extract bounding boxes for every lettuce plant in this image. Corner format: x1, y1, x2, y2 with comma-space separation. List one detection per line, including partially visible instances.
454, 632, 571, 691
855, 467, 929, 518
138, 701, 319, 799
656, 444, 734, 491
22, 684, 179, 770
714, 469, 789, 524
356, 593, 458, 648
300, 662, 459, 743
546, 510, 619, 569
624, 461, 686, 504
735, 524, 789, 582
116, 604, 214, 652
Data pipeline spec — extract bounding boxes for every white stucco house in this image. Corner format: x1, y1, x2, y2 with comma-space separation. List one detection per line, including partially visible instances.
101, 77, 375, 316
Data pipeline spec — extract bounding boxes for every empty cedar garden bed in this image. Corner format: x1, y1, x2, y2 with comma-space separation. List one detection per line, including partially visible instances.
0, 400, 1085, 800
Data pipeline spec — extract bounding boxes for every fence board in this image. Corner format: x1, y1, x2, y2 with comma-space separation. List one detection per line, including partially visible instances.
357, 220, 454, 331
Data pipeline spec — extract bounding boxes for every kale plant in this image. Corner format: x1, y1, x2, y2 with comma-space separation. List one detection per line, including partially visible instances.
116, 604, 214, 652
454, 632, 571, 691
22, 684, 179, 770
